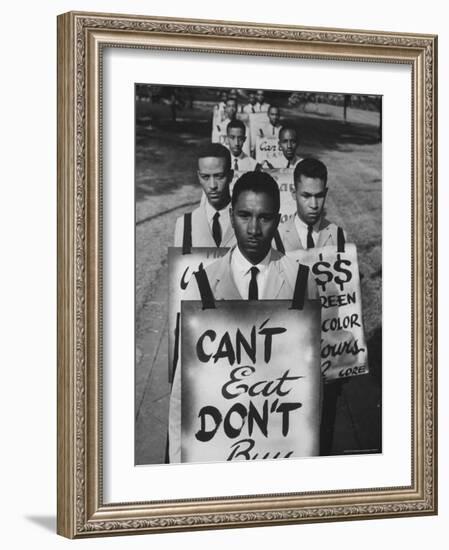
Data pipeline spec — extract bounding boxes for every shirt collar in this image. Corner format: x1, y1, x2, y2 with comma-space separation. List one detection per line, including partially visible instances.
294, 213, 321, 232
232, 245, 271, 276
285, 155, 299, 168
231, 151, 246, 160
204, 200, 230, 225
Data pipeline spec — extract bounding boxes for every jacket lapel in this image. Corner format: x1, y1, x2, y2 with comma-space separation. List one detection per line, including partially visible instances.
193, 204, 215, 247
211, 252, 241, 300
264, 249, 285, 299
197, 204, 236, 248
283, 217, 304, 251
222, 222, 236, 247
316, 219, 332, 248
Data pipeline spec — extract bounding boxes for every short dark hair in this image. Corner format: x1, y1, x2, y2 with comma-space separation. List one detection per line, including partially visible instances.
294, 157, 328, 187
268, 104, 279, 112
226, 119, 246, 135
231, 171, 280, 212
198, 143, 232, 172
279, 124, 297, 139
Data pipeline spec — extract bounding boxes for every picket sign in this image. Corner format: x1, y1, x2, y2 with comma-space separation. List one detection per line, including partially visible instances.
255, 135, 284, 166
180, 284, 321, 463
168, 247, 229, 382
266, 168, 297, 225
212, 104, 225, 133
287, 242, 369, 381
247, 112, 269, 152
211, 113, 251, 155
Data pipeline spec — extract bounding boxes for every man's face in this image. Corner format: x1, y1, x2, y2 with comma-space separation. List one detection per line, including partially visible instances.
231, 190, 280, 265
256, 90, 265, 104
220, 91, 228, 103
268, 107, 280, 127
227, 127, 246, 157
279, 129, 298, 160
248, 92, 257, 105
225, 99, 237, 120
293, 175, 328, 225
198, 156, 232, 210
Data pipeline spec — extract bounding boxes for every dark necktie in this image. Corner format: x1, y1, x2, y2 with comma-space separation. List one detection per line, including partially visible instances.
286, 160, 291, 168
307, 225, 315, 249
248, 266, 259, 300
251, 106, 255, 113
234, 158, 238, 170
212, 211, 222, 247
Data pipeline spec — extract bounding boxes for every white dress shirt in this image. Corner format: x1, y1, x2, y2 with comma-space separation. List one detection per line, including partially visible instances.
231, 152, 258, 171
243, 103, 257, 114
293, 213, 321, 249
258, 123, 281, 138
284, 155, 302, 169
204, 200, 231, 239
230, 246, 272, 299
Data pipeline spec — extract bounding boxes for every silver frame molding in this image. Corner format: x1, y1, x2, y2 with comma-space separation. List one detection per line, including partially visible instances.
57, 11, 438, 538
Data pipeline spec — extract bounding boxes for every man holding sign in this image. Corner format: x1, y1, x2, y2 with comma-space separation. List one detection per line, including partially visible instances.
226, 120, 260, 172
279, 158, 346, 251
255, 89, 270, 113
254, 106, 284, 166
258, 105, 282, 139
173, 144, 237, 250
182, 171, 317, 302
168, 172, 319, 462
242, 90, 258, 114
280, 158, 367, 456
263, 125, 302, 169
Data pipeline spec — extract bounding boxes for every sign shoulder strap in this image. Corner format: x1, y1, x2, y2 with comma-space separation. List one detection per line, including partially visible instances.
273, 229, 286, 255
182, 212, 192, 255
337, 226, 346, 253
171, 312, 180, 381
290, 263, 309, 310
194, 264, 216, 309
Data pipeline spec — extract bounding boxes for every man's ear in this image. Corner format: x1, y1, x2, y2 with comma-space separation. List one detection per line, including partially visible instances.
229, 208, 235, 229
227, 169, 234, 183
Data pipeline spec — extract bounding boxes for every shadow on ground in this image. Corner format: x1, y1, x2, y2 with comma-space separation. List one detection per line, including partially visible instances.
367, 326, 382, 385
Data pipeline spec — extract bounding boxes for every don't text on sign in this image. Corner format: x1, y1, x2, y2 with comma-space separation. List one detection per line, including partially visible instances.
180, 300, 321, 463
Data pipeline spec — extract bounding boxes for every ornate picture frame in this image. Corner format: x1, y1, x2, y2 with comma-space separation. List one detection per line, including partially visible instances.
57, 11, 437, 538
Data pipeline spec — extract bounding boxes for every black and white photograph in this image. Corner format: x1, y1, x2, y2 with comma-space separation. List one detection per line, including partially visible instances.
135, 84, 382, 465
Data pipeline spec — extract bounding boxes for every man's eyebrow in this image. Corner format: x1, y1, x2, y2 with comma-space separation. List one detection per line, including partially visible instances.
235, 208, 251, 214
199, 171, 226, 175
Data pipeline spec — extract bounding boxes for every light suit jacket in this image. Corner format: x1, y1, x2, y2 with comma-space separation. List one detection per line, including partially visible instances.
278, 216, 346, 252
184, 246, 316, 301
231, 152, 259, 172
173, 203, 237, 248
168, 246, 318, 463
